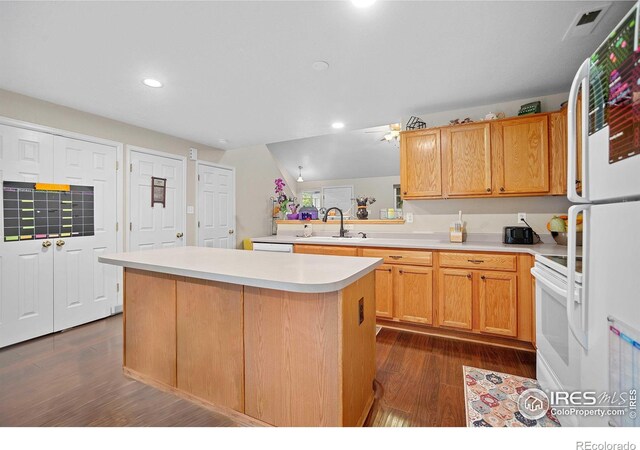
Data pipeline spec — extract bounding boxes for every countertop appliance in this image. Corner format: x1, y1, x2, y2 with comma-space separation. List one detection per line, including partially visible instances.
503, 226, 534, 245
532, 2, 640, 427
252, 242, 293, 253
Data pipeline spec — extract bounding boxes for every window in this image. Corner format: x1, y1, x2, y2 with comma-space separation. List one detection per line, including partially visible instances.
301, 190, 321, 208
393, 184, 403, 209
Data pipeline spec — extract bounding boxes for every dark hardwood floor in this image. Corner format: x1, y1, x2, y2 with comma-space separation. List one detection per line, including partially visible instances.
0, 315, 535, 427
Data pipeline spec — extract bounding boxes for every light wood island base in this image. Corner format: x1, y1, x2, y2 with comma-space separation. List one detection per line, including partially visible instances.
123, 268, 376, 427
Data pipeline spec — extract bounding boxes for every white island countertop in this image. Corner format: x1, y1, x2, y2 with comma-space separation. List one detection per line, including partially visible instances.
99, 246, 383, 294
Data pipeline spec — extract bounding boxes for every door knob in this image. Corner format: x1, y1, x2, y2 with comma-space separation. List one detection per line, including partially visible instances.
228, 229, 234, 234
176, 232, 184, 238
499, 187, 505, 192
55, 240, 65, 247
42, 240, 52, 248
486, 188, 491, 192
467, 273, 472, 279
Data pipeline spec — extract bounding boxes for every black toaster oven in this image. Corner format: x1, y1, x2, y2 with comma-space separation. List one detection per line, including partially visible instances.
503, 226, 535, 245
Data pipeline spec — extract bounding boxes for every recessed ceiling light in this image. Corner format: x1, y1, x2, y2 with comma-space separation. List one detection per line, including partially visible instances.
332, 122, 345, 129
351, 0, 376, 8
312, 61, 329, 71
142, 78, 163, 88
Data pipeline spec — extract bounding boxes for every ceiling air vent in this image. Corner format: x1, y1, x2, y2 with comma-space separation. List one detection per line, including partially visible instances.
563, 3, 611, 41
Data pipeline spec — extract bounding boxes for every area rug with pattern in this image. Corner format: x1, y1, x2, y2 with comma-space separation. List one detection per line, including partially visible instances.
463, 366, 561, 427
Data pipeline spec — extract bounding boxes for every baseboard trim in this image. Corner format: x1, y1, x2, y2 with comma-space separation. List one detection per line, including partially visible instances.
376, 319, 536, 353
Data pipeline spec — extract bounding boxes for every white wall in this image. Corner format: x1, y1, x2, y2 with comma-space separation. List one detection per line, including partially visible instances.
0, 88, 225, 246
219, 144, 295, 247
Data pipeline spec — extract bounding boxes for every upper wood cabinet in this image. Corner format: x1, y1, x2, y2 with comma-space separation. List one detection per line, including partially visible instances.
400, 112, 563, 200
549, 109, 567, 195
491, 115, 550, 195
400, 129, 442, 198
441, 123, 492, 196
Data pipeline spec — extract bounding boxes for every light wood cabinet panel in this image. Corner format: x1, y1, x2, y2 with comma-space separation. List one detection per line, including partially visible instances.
176, 278, 244, 412
549, 110, 567, 195
361, 248, 432, 266
478, 271, 518, 337
439, 252, 517, 272
441, 123, 492, 196
492, 115, 550, 195
244, 287, 341, 426
394, 265, 433, 325
294, 244, 358, 256
124, 269, 177, 387
437, 269, 473, 330
400, 129, 442, 198
374, 264, 394, 318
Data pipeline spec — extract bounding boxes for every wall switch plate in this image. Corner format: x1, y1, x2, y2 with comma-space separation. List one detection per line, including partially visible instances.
406, 212, 414, 223
189, 148, 198, 161
518, 212, 527, 223
187, 205, 195, 214
344, 224, 355, 231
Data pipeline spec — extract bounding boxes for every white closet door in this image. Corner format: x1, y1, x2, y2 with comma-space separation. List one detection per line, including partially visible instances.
0, 124, 54, 348
129, 150, 185, 251
197, 164, 235, 248
52, 136, 118, 332
322, 185, 354, 217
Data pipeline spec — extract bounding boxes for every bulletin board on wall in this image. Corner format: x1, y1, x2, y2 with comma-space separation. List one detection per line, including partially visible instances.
2, 181, 95, 242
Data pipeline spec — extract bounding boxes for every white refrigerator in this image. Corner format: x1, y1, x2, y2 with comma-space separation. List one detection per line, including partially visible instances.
564, 2, 640, 426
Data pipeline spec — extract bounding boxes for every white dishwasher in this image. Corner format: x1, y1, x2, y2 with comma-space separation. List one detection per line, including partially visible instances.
253, 242, 294, 253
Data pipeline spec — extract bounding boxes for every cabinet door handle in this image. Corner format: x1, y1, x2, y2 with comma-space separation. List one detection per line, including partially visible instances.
403, 191, 407, 195
467, 259, 484, 264
55, 240, 65, 247
467, 273, 472, 279
389, 255, 403, 260
42, 240, 52, 248
399, 269, 403, 274
500, 187, 505, 192
481, 275, 486, 280
387, 268, 392, 273
176, 232, 184, 238
486, 188, 491, 192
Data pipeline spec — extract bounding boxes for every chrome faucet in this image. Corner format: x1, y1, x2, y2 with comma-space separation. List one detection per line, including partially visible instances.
322, 207, 347, 237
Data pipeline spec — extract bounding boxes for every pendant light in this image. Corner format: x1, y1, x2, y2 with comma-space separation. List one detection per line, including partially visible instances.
296, 166, 304, 182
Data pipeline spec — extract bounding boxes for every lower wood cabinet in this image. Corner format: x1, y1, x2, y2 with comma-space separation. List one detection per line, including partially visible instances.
478, 271, 518, 337
294, 244, 358, 256
395, 265, 433, 325
293, 244, 533, 346
374, 264, 394, 318
437, 269, 473, 330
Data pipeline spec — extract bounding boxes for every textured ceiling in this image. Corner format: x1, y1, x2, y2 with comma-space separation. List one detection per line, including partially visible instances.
0, 1, 633, 149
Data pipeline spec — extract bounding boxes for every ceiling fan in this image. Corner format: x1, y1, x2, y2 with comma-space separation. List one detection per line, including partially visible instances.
365, 123, 401, 142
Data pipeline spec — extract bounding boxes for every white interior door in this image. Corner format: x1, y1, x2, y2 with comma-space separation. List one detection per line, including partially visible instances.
129, 149, 185, 251
322, 185, 354, 217
52, 136, 118, 332
197, 163, 235, 248
0, 124, 54, 347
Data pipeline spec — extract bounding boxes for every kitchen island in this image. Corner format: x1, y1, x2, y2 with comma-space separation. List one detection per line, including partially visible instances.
99, 247, 382, 427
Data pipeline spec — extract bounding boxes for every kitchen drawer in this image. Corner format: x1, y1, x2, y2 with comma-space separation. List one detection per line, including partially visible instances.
361, 248, 432, 266
439, 252, 517, 272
